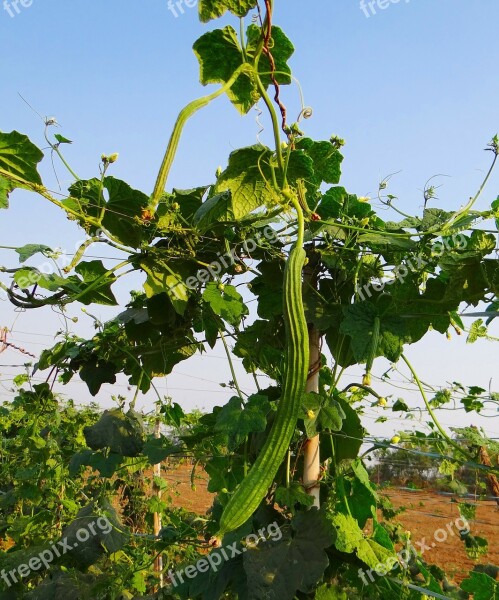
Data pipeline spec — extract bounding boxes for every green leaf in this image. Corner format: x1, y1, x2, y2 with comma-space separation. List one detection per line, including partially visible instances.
275, 482, 315, 511
301, 392, 344, 438
340, 302, 412, 363
215, 394, 269, 450
193, 25, 293, 113
213, 146, 276, 217
69, 449, 123, 478
101, 177, 150, 247
61, 501, 129, 568
65, 177, 149, 247
243, 508, 335, 600
79, 358, 117, 396
420, 208, 453, 231
203, 282, 248, 326
193, 191, 234, 232
143, 437, 179, 465
23, 571, 103, 600
333, 396, 364, 463
0, 130, 44, 208
140, 258, 190, 315
205, 455, 245, 493
467, 319, 488, 343
14, 243, 52, 263
83, 408, 145, 456
315, 584, 349, 600
460, 571, 498, 600
193, 26, 251, 113
296, 138, 343, 186
246, 24, 294, 88
0, 176, 12, 209
160, 186, 208, 225
74, 260, 118, 305
198, 0, 258, 22
54, 133, 72, 144
392, 398, 409, 412
330, 512, 393, 569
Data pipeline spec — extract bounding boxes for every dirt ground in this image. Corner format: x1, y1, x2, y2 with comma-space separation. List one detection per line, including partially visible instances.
162, 462, 499, 583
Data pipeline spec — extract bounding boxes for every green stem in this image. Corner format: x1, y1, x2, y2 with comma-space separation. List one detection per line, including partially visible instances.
45, 127, 80, 181
130, 372, 143, 411
219, 329, 245, 403
439, 153, 498, 233
341, 383, 382, 399
401, 353, 474, 462
253, 69, 284, 173
287, 192, 305, 248
150, 64, 250, 209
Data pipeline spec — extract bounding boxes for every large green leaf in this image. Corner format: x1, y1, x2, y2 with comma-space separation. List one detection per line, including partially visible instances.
79, 358, 117, 396
193, 26, 293, 114
101, 176, 149, 246
340, 301, 412, 364
331, 512, 393, 569
460, 572, 498, 600
203, 282, 248, 326
14, 244, 52, 263
83, 408, 144, 456
243, 509, 334, 600
74, 260, 118, 305
0, 130, 43, 209
333, 396, 364, 463
198, 0, 258, 22
139, 257, 192, 315
60, 501, 129, 568
64, 177, 149, 246
212, 146, 276, 216
215, 394, 270, 450
296, 138, 343, 187
193, 191, 234, 232
300, 392, 345, 438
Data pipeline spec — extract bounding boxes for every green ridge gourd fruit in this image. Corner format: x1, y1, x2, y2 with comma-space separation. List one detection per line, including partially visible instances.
218, 244, 309, 536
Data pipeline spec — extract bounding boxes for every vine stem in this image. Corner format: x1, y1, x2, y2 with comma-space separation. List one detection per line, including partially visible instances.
150, 64, 250, 210
44, 126, 80, 181
439, 152, 498, 233
401, 353, 474, 462
219, 329, 245, 403
253, 69, 284, 174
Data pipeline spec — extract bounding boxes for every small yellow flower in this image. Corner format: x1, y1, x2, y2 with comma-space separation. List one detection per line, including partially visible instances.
360, 217, 370, 227
307, 410, 316, 419
358, 196, 371, 203
362, 373, 372, 386
377, 397, 387, 407
350, 386, 359, 393
391, 435, 401, 444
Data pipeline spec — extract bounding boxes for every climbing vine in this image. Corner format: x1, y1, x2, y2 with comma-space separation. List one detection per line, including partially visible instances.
1, 1, 499, 598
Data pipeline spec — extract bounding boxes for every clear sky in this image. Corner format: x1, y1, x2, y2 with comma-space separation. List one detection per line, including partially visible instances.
1, 0, 498, 439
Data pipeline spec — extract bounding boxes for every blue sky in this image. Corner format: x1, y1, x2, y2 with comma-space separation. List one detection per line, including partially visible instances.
1, 0, 498, 438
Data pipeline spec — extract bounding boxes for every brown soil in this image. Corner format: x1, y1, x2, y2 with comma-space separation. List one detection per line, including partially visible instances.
161, 462, 499, 583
